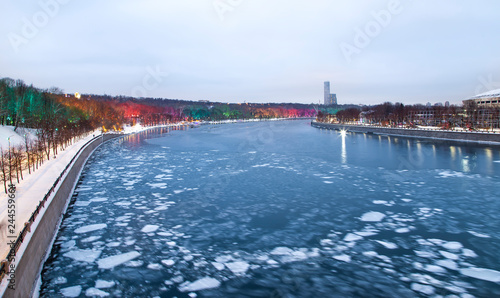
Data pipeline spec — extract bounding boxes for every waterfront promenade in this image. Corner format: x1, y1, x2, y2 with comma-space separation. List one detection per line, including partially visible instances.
0, 132, 101, 261
312, 121, 500, 144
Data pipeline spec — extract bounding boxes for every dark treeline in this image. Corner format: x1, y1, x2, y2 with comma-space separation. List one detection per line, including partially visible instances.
86, 94, 318, 122
0, 77, 102, 193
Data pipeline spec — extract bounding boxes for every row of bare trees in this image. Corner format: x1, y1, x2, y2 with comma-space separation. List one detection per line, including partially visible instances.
0, 129, 93, 193
0, 77, 99, 193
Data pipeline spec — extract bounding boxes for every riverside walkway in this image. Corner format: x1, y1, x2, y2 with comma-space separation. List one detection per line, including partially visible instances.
0, 132, 101, 260
312, 121, 500, 144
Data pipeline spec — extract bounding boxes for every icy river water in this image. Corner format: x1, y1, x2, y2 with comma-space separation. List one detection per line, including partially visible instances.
40, 120, 500, 297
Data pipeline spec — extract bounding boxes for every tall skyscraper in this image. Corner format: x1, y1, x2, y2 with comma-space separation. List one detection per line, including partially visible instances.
324, 81, 338, 105
324, 81, 330, 105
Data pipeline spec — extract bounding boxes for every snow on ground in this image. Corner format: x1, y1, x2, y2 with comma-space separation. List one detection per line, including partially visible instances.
0, 126, 37, 150
0, 129, 101, 259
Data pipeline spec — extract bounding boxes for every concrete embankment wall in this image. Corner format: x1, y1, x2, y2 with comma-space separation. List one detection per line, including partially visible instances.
311, 122, 500, 144
3, 134, 121, 298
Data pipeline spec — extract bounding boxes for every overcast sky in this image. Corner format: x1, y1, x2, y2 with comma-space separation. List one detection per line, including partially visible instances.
1, 1, 500, 105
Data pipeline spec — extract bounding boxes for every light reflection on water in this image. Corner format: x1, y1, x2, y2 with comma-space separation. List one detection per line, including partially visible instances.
341, 132, 347, 164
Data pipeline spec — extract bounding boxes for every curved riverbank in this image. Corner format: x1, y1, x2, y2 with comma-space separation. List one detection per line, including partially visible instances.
311, 121, 500, 145
0, 134, 122, 298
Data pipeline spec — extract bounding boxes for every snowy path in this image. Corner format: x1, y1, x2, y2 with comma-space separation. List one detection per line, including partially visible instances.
0, 131, 101, 259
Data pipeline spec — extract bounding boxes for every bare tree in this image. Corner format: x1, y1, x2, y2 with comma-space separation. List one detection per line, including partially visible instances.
0, 148, 8, 194
12, 145, 25, 183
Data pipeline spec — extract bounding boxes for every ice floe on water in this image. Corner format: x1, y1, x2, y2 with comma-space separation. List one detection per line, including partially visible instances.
360, 211, 386, 222
60, 285, 82, 297
415, 250, 437, 258
441, 241, 463, 251
179, 277, 221, 292
63, 249, 102, 263
85, 288, 110, 297
147, 263, 163, 270
438, 170, 467, 178
411, 283, 435, 295
344, 233, 363, 242
395, 227, 411, 233
439, 250, 459, 261
81, 236, 101, 243
147, 182, 167, 189
460, 267, 500, 283
468, 230, 491, 238
375, 240, 398, 249
270, 247, 293, 256
436, 259, 459, 270
161, 259, 175, 267
268, 247, 318, 263
224, 261, 250, 275
95, 280, 115, 289
141, 225, 160, 233
211, 262, 225, 271
91, 197, 108, 202
333, 254, 351, 262
424, 264, 447, 274
372, 200, 395, 206
74, 224, 107, 234
54, 276, 67, 284
97, 251, 141, 269
75, 201, 91, 207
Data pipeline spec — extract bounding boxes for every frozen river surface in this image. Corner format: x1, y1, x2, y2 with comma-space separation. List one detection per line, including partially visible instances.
40, 120, 500, 297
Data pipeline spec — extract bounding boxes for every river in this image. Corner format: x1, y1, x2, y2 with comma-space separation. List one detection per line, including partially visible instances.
40, 120, 500, 297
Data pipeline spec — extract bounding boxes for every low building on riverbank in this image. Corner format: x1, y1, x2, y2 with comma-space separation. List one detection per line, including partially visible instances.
463, 89, 500, 129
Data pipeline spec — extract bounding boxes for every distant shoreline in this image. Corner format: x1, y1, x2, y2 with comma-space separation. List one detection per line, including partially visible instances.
311, 121, 500, 146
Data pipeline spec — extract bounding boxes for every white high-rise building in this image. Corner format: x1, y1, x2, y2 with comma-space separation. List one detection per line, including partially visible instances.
324, 81, 330, 105
324, 81, 338, 105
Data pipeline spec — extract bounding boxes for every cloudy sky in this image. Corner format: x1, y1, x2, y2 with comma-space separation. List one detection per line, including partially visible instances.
1, 1, 500, 105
